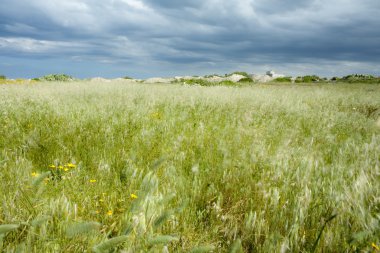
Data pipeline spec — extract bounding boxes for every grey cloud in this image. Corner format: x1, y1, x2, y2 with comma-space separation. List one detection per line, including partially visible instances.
144, 0, 204, 9
252, 0, 314, 14
0, 0, 379, 78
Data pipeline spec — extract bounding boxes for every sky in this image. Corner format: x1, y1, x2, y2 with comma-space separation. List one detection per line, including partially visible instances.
0, 0, 380, 79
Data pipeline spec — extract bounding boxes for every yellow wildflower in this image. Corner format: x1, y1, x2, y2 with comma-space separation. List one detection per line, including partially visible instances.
66, 163, 76, 168
64, 167, 69, 172
95, 210, 100, 214
150, 112, 161, 119
107, 210, 113, 216
373, 242, 380, 251
130, 193, 138, 199
58, 165, 64, 170
89, 179, 97, 183
31, 172, 39, 177
49, 164, 56, 169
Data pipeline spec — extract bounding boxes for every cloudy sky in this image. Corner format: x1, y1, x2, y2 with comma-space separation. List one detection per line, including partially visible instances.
1, 0, 380, 78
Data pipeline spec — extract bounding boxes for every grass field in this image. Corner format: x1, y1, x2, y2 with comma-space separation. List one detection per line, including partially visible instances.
0, 81, 379, 252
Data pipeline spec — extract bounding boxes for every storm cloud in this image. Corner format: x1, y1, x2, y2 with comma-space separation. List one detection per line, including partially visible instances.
0, 0, 379, 78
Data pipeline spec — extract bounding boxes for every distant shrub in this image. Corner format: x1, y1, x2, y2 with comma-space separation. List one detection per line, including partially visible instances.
226, 71, 250, 78
238, 77, 253, 83
0, 75, 6, 80
304, 75, 321, 82
295, 75, 322, 83
123, 76, 133, 79
219, 80, 237, 86
339, 74, 380, 83
274, 76, 292, 82
183, 79, 216, 86
34, 74, 74, 82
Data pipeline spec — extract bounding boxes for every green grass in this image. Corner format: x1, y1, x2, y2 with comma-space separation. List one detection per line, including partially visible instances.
0, 81, 380, 252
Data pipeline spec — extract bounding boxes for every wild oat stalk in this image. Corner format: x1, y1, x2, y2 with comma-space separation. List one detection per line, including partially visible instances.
66, 221, 101, 238
148, 235, 179, 245
92, 235, 130, 253
190, 245, 215, 253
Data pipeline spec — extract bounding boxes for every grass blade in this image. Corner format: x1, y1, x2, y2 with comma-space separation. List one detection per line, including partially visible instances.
311, 214, 337, 252
0, 224, 19, 235
229, 239, 243, 253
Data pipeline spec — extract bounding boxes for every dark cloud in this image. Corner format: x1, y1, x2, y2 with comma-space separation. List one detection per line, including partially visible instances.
0, 0, 380, 78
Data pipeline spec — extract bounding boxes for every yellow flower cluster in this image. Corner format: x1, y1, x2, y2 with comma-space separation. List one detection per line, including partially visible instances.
49, 163, 76, 172
46, 162, 77, 181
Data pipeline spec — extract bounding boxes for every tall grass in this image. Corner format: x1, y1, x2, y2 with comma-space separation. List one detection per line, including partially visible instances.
0, 81, 379, 252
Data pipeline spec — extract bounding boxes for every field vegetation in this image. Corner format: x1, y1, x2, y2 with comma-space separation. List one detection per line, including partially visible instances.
273, 77, 292, 83
0, 81, 380, 252
333, 75, 380, 84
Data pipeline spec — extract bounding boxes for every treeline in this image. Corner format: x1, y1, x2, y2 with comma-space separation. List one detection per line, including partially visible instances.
275, 74, 380, 83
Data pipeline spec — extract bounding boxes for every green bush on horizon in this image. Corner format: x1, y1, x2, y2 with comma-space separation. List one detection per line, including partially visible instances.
183, 78, 216, 86
225, 71, 251, 78
33, 74, 74, 82
295, 75, 323, 83
219, 80, 238, 86
238, 77, 253, 83
274, 76, 292, 82
0, 75, 6, 80
337, 74, 380, 83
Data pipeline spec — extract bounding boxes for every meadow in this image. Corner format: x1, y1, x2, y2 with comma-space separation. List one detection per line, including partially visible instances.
0, 80, 379, 252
